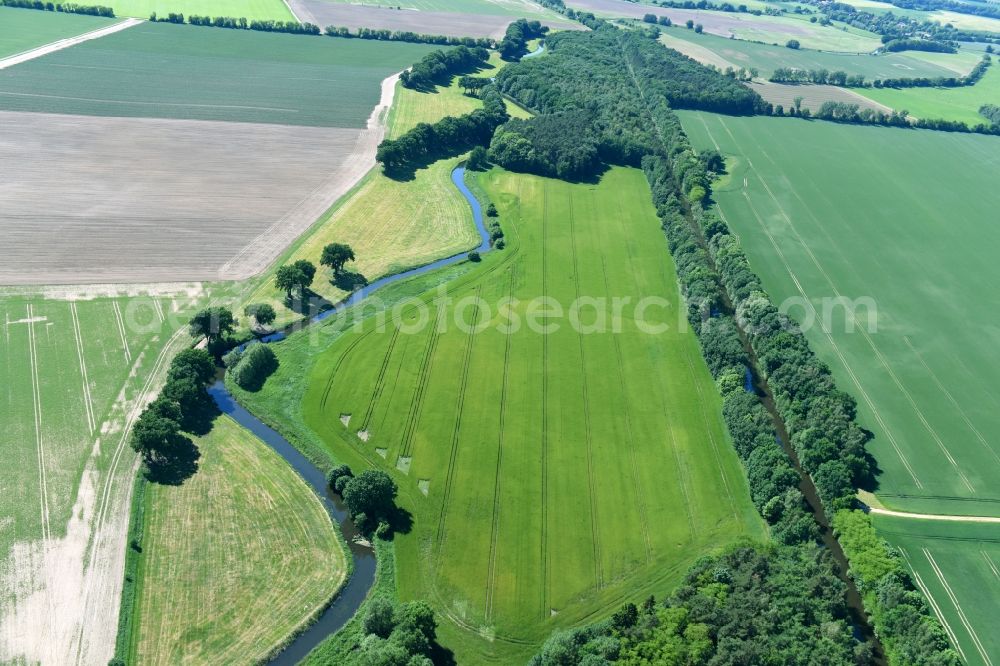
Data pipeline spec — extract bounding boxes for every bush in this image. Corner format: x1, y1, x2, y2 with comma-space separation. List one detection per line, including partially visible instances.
228, 343, 278, 391
342, 470, 398, 521
786, 39, 800, 49
467, 251, 481, 262
327, 464, 353, 490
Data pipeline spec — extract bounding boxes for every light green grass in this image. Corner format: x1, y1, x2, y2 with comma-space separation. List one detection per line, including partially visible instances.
0, 21, 433, 127
131, 416, 346, 665
660, 26, 974, 78
314, 0, 559, 18
857, 58, 1000, 124
873, 515, 1000, 666
234, 166, 764, 662
0, 6, 117, 58
109, 0, 293, 20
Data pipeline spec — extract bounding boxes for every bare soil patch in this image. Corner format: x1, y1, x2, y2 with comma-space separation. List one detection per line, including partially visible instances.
0, 111, 364, 285
748, 80, 893, 113
288, 0, 581, 38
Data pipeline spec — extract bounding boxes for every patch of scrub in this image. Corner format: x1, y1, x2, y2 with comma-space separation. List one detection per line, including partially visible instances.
339, 414, 351, 427
418, 479, 430, 496
357, 429, 370, 442
396, 456, 412, 474
375, 448, 388, 459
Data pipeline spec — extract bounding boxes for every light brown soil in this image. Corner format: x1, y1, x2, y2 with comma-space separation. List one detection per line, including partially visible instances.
748, 80, 894, 113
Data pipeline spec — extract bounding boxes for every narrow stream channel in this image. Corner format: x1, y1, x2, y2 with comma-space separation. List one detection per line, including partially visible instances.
208, 166, 490, 665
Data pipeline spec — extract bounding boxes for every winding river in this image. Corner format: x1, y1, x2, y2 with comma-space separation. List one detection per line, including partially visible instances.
207, 166, 490, 665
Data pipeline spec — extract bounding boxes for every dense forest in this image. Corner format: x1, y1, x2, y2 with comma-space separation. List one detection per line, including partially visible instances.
399, 45, 490, 91
494, 17, 960, 665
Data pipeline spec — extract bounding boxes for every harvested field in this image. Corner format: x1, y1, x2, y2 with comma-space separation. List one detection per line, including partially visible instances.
0, 111, 366, 284
311, 0, 559, 18
288, 0, 583, 39
568, 0, 881, 51
0, 22, 432, 127
131, 416, 347, 665
748, 80, 893, 112
0, 6, 117, 59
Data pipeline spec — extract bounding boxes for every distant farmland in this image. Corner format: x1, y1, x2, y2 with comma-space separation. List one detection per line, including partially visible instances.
680, 111, 1000, 664
0, 6, 117, 58
235, 167, 764, 662
0, 23, 432, 284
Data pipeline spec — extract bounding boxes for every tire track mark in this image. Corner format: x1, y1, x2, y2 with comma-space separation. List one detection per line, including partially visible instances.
399, 322, 442, 458
360, 326, 400, 433
901, 548, 966, 661
27, 304, 51, 542
540, 182, 551, 616
70, 301, 96, 434
923, 548, 992, 666
112, 301, 131, 363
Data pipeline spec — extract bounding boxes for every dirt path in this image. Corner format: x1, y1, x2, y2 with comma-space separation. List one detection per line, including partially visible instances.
218, 71, 402, 280
869, 507, 1000, 524
0, 18, 141, 71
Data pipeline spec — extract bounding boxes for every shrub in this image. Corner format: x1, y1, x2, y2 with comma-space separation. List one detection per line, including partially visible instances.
228, 343, 278, 391
467, 251, 481, 262
786, 39, 800, 49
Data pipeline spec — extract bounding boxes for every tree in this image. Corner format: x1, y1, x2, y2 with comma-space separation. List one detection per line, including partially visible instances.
642, 12, 657, 23
342, 469, 398, 520
786, 39, 800, 49
467, 145, 489, 171
695, 23, 703, 33
229, 343, 278, 391
245, 303, 276, 329
793, 96, 804, 113
188, 307, 235, 344
327, 463, 354, 490
130, 411, 181, 464
274, 265, 304, 299
685, 19, 694, 28
168, 348, 216, 385
293, 259, 316, 287
321, 243, 356, 276
363, 595, 397, 638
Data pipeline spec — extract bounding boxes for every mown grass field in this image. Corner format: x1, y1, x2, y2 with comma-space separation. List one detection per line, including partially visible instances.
0, 22, 433, 126
857, 59, 1000, 124
0, 287, 216, 663
241, 53, 530, 324
680, 110, 1000, 666
873, 515, 1000, 666
660, 27, 975, 78
276, 166, 764, 661
0, 6, 117, 58
130, 416, 346, 665
108, 0, 293, 21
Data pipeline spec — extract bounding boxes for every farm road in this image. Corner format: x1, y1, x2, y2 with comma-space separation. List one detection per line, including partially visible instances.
0, 18, 141, 71
870, 507, 1000, 524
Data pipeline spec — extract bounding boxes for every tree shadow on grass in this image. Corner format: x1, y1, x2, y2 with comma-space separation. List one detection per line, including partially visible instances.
333, 270, 368, 292
284, 288, 335, 317
145, 437, 201, 486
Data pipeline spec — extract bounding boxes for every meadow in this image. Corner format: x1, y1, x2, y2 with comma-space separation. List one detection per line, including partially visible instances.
873, 514, 1000, 666
130, 416, 346, 665
235, 167, 765, 662
0, 22, 433, 126
312, 0, 558, 18
857, 60, 1000, 124
242, 52, 531, 324
0, 6, 117, 58
680, 110, 1000, 666
0, 286, 215, 664
660, 27, 975, 79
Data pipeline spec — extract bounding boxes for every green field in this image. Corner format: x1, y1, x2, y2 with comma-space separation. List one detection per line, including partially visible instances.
873, 515, 1000, 666
0, 22, 433, 126
130, 416, 347, 665
660, 27, 976, 79
314, 0, 558, 18
108, 0, 293, 21
679, 111, 1000, 664
234, 166, 764, 662
0, 6, 118, 58
857, 59, 1000, 124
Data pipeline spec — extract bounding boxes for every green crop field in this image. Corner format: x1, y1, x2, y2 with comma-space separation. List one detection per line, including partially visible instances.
0, 6, 118, 58
234, 166, 764, 662
0, 22, 433, 126
315, 0, 558, 18
130, 416, 347, 665
108, 0, 293, 21
857, 59, 1000, 124
874, 515, 1000, 666
660, 28, 975, 79
679, 111, 1000, 664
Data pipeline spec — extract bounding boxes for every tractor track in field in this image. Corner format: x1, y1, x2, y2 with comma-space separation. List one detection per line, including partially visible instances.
26, 304, 52, 544
360, 326, 400, 433
319, 328, 376, 409
70, 302, 96, 435
598, 251, 652, 562
485, 266, 516, 621
399, 324, 441, 459
540, 183, 551, 617
434, 289, 482, 552
567, 195, 604, 590
0, 18, 141, 71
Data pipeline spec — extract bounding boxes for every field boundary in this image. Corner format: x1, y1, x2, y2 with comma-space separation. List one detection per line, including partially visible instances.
869, 507, 1000, 523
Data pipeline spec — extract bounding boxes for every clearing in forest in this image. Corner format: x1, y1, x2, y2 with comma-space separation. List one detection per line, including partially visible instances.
291, 167, 763, 662
130, 416, 347, 665
679, 110, 1000, 663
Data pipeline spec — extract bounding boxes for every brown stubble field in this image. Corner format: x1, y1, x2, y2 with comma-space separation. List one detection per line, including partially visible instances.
0, 110, 366, 285
288, 0, 582, 39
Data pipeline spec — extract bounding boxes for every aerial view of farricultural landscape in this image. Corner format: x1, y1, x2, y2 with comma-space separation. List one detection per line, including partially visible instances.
1, 0, 998, 663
